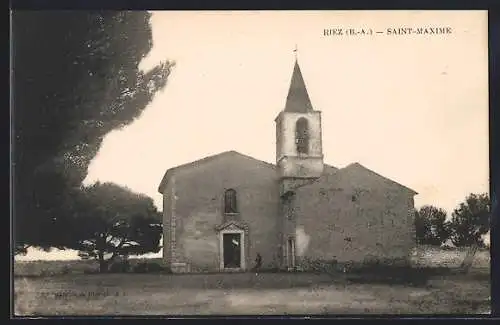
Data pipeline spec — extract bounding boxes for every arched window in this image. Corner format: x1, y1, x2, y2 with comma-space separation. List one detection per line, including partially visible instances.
295, 117, 309, 154
224, 189, 238, 214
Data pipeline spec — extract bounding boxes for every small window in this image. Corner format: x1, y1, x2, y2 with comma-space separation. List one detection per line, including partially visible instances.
224, 189, 238, 214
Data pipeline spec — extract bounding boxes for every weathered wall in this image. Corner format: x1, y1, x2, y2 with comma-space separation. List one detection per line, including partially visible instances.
275, 111, 324, 179
162, 152, 281, 272
294, 163, 416, 266
276, 111, 323, 159
162, 182, 172, 267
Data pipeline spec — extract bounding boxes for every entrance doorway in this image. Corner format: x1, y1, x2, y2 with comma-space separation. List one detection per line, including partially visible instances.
287, 238, 296, 269
223, 233, 242, 269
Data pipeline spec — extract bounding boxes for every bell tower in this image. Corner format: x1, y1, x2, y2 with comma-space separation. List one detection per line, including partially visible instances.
275, 58, 324, 196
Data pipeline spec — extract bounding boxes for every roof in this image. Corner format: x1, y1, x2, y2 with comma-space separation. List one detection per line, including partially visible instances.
157, 150, 340, 194
157, 151, 275, 194
304, 162, 417, 195
284, 60, 314, 113
157, 150, 416, 196
348, 162, 418, 195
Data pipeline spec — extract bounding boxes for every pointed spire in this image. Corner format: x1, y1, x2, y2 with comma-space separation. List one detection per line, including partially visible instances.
284, 58, 313, 113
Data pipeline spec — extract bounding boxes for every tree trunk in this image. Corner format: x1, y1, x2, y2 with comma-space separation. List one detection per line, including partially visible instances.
459, 244, 479, 274
98, 251, 108, 273
97, 234, 108, 273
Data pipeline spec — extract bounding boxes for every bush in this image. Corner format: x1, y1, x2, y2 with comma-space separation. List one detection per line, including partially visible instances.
146, 262, 166, 273
109, 260, 130, 273
301, 258, 336, 273
133, 262, 148, 273
132, 261, 170, 274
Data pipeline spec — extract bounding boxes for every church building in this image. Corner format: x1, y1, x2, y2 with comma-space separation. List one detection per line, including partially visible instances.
158, 59, 418, 273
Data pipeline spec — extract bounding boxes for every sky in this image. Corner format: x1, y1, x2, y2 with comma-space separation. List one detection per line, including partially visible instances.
17, 10, 489, 261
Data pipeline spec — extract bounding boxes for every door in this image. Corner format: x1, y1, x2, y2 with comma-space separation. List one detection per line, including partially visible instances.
287, 238, 296, 269
223, 233, 241, 268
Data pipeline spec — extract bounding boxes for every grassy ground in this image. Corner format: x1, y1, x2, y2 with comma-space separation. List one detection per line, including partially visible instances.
13, 248, 491, 316
14, 269, 490, 315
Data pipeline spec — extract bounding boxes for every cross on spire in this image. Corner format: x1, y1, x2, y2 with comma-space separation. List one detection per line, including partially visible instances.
293, 44, 298, 60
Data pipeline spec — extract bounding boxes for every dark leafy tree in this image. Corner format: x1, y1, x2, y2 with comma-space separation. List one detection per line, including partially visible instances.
72, 182, 162, 273
12, 11, 173, 253
414, 205, 451, 246
449, 193, 490, 247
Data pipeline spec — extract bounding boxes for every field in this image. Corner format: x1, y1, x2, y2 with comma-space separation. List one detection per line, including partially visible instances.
13, 247, 491, 316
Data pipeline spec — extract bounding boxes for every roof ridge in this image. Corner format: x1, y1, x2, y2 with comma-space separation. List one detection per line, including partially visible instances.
343, 162, 418, 194
157, 150, 276, 193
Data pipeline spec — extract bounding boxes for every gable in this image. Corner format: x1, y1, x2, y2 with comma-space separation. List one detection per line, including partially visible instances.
296, 162, 416, 196
339, 163, 417, 195
157, 151, 276, 194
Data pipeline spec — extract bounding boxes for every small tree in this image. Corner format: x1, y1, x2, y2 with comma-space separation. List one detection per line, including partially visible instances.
448, 193, 490, 272
70, 182, 162, 273
414, 205, 450, 246
449, 193, 490, 247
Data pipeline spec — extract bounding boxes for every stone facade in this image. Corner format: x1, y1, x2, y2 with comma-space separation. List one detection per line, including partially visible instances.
158, 59, 418, 273
160, 152, 281, 273
292, 163, 416, 268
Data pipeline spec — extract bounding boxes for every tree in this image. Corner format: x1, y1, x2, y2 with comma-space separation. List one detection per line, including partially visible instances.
448, 193, 490, 273
70, 182, 162, 273
448, 193, 490, 247
12, 11, 174, 253
414, 205, 451, 246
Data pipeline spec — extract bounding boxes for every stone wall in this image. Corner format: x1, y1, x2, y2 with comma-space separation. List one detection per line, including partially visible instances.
293, 163, 416, 266
161, 152, 282, 272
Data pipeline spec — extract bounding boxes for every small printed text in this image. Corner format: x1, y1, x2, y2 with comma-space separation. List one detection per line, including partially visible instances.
323, 27, 453, 37
38, 289, 125, 299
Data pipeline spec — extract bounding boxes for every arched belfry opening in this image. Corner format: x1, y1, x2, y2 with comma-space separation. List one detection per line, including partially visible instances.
295, 117, 309, 154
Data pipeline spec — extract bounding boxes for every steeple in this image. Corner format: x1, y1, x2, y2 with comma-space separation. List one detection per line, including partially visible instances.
275, 56, 324, 195
284, 59, 313, 113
